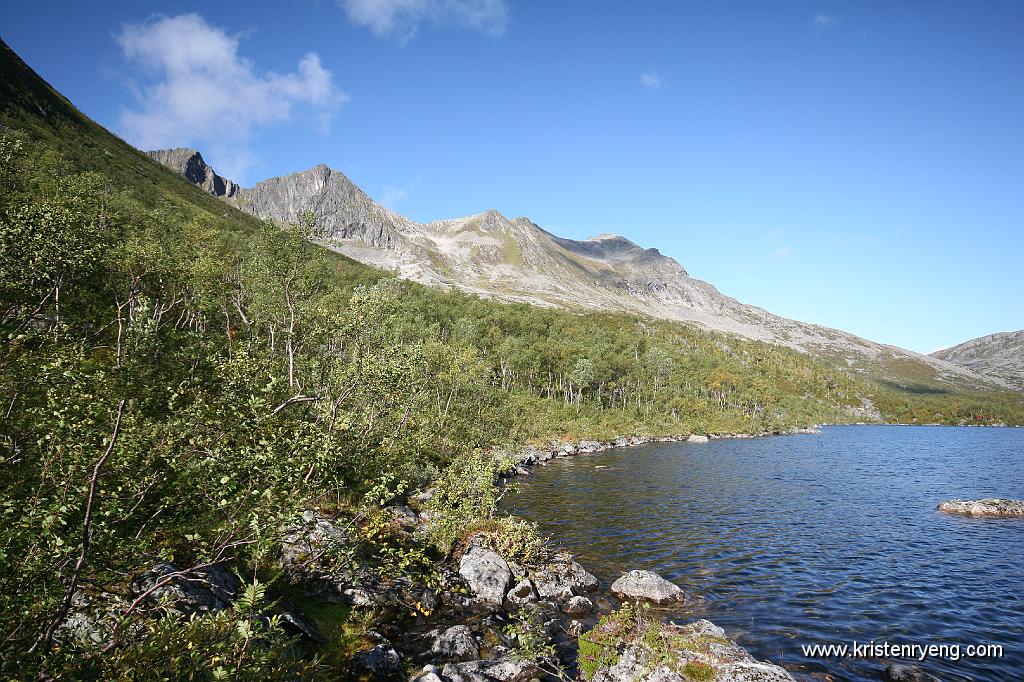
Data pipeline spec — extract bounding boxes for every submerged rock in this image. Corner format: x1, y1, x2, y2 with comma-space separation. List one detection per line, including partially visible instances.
883, 664, 942, 682
937, 498, 1024, 518
610, 570, 685, 604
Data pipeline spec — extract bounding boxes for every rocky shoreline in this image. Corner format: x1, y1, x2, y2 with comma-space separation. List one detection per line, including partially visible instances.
501, 426, 823, 479
56, 426, 820, 681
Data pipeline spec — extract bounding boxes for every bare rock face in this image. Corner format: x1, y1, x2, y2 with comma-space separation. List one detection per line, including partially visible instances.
234, 164, 410, 249
930, 329, 1024, 391
938, 498, 1024, 518
610, 570, 685, 604
147, 148, 239, 198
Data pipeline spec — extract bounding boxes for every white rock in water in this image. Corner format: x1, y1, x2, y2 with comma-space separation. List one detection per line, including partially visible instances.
687, 434, 709, 444
611, 570, 685, 604
938, 498, 1024, 518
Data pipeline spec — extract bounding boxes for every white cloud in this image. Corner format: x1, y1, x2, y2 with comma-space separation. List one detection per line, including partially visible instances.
773, 246, 793, 258
116, 13, 347, 181
812, 13, 837, 30
379, 174, 422, 208
640, 72, 664, 91
339, 0, 508, 40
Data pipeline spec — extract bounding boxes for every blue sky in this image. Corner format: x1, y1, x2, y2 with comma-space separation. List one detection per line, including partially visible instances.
2, 1, 1022, 353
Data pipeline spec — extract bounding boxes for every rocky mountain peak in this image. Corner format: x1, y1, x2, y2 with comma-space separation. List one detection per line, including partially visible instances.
147, 148, 239, 198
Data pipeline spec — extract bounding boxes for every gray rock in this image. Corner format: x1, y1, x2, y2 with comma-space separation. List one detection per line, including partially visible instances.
278, 608, 322, 643
937, 498, 1024, 518
686, 434, 709, 444
883, 664, 942, 682
431, 625, 480, 662
561, 595, 593, 616
590, 619, 794, 682
531, 557, 598, 601
505, 578, 537, 606
459, 542, 512, 604
412, 665, 445, 682
566, 619, 584, 638
388, 504, 420, 528
440, 658, 542, 682
351, 642, 403, 680
130, 563, 239, 616
147, 148, 239, 197
610, 570, 684, 604
57, 592, 119, 646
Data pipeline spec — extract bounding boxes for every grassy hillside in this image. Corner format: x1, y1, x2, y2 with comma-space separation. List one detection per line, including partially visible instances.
1, 36, 1022, 679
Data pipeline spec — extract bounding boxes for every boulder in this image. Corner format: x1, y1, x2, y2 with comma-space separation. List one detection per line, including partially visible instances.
610, 570, 684, 604
686, 434, 709, 444
459, 542, 512, 604
505, 578, 537, 606
411, 665, 445, 682
883, 664, 942, 682
387, 504, 420, 528
561, 595, 593, 616
129, 563, 239, 616
430, 625, 480, 662
350, 642, 403, 680
937, 498, 1024, 518
588, 619, 794, 682
531, 557, 598, 601
440, 657, 542, 682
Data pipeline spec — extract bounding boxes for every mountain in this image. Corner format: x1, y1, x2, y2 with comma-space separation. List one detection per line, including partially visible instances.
931, 331, 1024, 391
148, 148, 1007, 392
147, 148, 240, 198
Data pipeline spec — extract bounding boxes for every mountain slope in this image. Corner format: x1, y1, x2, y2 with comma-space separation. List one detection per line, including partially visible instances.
148, 148, 1007, 392
931, 331, 1024, 391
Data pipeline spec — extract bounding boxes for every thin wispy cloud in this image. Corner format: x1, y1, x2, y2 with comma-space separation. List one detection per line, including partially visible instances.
773, 246, 794, 258
339, 0, 508, 41
380, 174, 422, 208
640, 72, 664, 91
116, 13, 347, 181
812, 13, 837, 30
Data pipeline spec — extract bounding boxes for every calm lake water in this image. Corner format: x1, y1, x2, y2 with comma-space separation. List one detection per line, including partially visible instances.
501, 426, 1024, 681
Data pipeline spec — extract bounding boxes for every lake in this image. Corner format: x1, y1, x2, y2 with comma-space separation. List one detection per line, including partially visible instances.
500, 425, 1024, 681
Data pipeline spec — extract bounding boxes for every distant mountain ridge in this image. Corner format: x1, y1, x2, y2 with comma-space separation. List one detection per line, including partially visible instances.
147, 148, 1013, 392
931, 330, 1024, 391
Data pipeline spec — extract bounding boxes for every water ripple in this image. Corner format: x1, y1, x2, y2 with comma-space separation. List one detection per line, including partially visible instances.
502, 426, 1024, 681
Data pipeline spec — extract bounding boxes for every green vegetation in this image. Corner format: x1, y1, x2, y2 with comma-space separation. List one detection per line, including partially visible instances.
1, 35, 1023, 680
